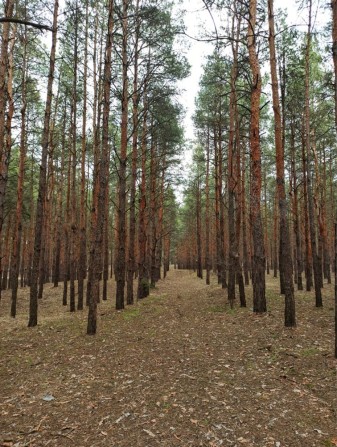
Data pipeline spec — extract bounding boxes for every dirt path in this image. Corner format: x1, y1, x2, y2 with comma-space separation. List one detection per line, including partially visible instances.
0, 269, 336, 446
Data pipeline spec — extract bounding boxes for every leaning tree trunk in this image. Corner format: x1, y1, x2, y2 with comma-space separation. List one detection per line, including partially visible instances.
247, 0, 266, 313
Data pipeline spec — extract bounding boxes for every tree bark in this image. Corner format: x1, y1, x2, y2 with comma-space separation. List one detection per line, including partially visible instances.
137, 92, 149, 299
115, 0, 129, 310
268, 0, 295, 326
205, 126, 211, 285
78, 0, 89, 310
28, 0, 59, 327
304, 0, 322, 307
126, 0, 140, 305
0, 0, 15, 237
247, 0, 266, 313
87, 0, 114, 334
290, 118, 303, 290
11, 28, 27, 317
227, 9, 240, 307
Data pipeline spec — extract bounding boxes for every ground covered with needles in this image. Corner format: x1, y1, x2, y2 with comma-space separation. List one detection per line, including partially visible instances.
0, 269, 336, 447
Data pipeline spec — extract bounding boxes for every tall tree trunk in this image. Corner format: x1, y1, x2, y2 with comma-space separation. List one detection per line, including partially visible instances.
102, 180, 109, 301
126, 0, 140, 305
149, 139, 157, 288
268, 0, 295, 326
332, 0, 337, 359
235, 114, 246, 307
86, 11, 102, 307
290, 118, 303, 290
69, 5, 79, 313
137, 92, 149, 299
205, 125, 211, 285
241, 140, 249, 285
196, 175, 203, 279
10, 29, 27, 317
302, 130, 312, 291
248, 0, 266, 313
115, 0, 129, 310
87, 0, 114, 334
0, 0, 15, 237
227, 9, 240, 306
78, 0, 89, 310
304, 0, 322, 307
218, 126, 226, 289
28, 0, 59, 327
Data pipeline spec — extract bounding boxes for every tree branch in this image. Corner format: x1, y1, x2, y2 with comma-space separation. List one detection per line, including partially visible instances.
0, 18, 53, 32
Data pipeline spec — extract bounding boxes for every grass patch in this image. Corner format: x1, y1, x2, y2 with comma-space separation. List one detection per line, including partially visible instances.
208, 305, 237, 315
301, 347, 320, 357
122, 307, 140, 321
208, 305, 226, 313
322, 440, 337, 447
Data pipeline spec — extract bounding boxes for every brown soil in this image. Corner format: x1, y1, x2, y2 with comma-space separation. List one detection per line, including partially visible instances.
0, 269, 336, 447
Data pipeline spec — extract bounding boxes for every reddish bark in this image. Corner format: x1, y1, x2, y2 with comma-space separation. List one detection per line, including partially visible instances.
248, 0, 266, 313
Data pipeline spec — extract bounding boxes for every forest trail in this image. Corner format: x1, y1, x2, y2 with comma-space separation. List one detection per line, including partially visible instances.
0, 269, 336, 447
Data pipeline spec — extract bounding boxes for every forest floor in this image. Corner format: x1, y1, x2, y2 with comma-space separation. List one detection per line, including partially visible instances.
0, 269, 336, 447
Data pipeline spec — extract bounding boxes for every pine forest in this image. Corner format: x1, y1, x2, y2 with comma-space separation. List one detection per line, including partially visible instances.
0, 0, 336, 445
